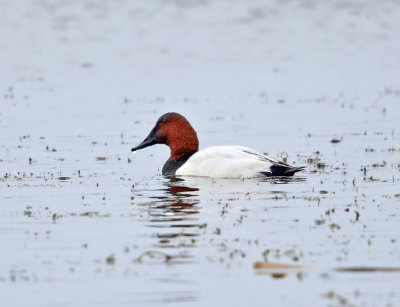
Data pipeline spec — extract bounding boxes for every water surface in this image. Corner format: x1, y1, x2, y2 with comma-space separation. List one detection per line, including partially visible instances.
1, 0, 400, 306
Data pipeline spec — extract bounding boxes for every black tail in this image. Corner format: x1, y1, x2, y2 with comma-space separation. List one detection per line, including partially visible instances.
262, 164, 306, 177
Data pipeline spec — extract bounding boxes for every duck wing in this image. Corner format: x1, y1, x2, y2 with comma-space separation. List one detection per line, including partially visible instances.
235, 146, 305, 176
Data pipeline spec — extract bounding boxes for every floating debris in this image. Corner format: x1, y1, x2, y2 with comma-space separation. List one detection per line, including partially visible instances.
330, 138, 342, 144
106, 254, 115, 265
253, 261, 310, 270
135, 251, 173, 263
57, 176, 70, 181
335, 267, 400, 273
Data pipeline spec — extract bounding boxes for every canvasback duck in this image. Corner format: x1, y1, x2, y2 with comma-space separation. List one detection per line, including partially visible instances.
131, 112, 305, 178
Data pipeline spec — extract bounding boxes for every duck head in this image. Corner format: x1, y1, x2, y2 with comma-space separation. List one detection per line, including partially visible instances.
131, 112, 199, 160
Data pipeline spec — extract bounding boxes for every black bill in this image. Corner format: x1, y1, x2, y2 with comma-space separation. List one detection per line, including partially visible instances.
131, 126, 158, 152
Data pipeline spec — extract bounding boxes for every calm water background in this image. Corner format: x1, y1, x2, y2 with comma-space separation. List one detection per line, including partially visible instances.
1, 0, 400, 306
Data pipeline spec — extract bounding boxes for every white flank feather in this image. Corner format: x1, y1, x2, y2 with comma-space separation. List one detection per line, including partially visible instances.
175, 146, 277, 178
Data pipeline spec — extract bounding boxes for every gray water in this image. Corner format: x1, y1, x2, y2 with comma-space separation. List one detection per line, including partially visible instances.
1, 1, 400, 306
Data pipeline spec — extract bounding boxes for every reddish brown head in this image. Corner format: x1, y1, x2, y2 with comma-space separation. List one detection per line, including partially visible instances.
131, 113, 199, 160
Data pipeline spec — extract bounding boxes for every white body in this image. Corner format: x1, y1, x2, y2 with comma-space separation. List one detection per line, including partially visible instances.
175, 146, 280, 178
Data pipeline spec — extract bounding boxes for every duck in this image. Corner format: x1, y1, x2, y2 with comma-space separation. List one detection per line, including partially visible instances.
131, 112, 305, 178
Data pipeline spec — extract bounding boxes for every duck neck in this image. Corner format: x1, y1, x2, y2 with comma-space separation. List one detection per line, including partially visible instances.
168, 131, 199, 161
170, 146, 198, 160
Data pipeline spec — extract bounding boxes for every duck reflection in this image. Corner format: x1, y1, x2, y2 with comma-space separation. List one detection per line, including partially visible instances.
145, 178, 201, 254
134, 175, 305, 265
